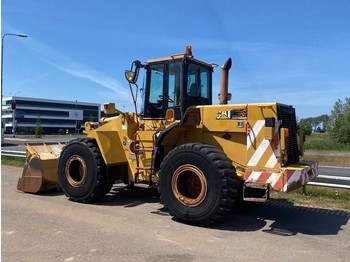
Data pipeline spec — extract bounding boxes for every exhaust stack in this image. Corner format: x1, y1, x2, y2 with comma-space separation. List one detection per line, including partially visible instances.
219, 58, 232, 104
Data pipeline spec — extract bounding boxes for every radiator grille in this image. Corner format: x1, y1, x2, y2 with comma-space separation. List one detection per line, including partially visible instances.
279, 105, 299, 165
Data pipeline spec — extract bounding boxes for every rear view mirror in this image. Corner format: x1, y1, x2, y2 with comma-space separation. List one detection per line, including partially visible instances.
125, 71, 136, 83
125, 60, 142, 84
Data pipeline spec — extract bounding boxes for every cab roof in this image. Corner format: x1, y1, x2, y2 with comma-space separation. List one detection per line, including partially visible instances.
146, 52, 213, 68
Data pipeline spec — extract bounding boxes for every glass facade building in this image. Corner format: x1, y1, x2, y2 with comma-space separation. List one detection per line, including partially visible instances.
2, 96, 100, 135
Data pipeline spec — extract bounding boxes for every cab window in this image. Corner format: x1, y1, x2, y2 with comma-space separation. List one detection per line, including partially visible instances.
149, 64, 164, 104
187, 63, 211, 105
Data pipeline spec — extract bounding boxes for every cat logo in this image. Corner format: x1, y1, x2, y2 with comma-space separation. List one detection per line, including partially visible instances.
216, 111, 231, 120
216, 109, 247, 120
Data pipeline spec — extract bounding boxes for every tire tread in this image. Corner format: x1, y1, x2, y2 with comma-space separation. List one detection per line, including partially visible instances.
159, 143, 238, 225
59, 138, 110, 202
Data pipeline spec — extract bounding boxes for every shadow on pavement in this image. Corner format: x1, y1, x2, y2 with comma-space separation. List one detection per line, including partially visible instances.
93, 183, 349, 236
212, 200, 349, 236
26, 181, 350, 236
93, 183, 160, 207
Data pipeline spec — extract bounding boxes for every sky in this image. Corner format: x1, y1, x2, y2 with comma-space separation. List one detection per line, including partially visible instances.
1, 0, 350, 119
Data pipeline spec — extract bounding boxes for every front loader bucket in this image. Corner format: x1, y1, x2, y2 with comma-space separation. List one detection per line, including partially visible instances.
17, 143, 64, 193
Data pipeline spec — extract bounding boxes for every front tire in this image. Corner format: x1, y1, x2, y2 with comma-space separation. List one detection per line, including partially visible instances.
58, 138, 110, 202
159, 143, 238, 225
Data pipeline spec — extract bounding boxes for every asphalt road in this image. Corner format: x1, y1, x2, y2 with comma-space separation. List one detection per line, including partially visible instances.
2, 166, 350, 262
319, 166, 350, 177
312, 166, 350, 187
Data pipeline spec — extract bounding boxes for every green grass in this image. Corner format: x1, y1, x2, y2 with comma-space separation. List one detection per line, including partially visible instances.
304, 132, 350, 151
1, 156, 26, 167
271, 186, 350, 210
303, 132, 350, 166
304, 155, 350, 167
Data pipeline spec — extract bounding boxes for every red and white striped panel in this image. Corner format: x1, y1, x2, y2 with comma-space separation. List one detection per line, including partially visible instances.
245, 171, 284, 191
281, 161, 319, 192
245, 161, 319, 192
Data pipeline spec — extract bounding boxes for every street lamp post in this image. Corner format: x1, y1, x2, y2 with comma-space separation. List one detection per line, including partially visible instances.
75, 100, 78, 136
1, 33, 27, 138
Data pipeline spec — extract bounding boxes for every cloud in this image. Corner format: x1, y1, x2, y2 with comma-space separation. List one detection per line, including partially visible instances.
21, 34, 130, 100
49, 62, 129, 98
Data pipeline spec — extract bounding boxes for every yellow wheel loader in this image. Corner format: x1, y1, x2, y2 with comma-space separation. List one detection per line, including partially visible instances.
17, 46, 318, 225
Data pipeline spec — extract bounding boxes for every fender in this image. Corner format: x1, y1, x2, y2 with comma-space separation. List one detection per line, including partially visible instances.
152, 122, 179, 172
152, 107, 201, 172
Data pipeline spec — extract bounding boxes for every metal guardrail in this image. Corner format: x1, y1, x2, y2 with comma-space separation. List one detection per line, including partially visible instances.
308, 175, 350, 189
1, 150, 26, 158
1, 150, 349, 189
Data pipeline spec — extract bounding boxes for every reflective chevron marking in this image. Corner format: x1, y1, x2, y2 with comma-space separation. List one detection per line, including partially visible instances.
247, 120, 265, 150
265, 173, 281, 188
283, 170, 302, 192
247, 171, 262, 181
246, 120, 281, 169
265, 152, 278, 168
247, 139, 270, 167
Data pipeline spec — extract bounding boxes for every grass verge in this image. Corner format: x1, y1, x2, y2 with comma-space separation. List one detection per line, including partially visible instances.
303, 132, 350, 167
304, 132, 350, 151
271, 186, 350, 211
1, 156, 26, 167
304, 155, 350, 167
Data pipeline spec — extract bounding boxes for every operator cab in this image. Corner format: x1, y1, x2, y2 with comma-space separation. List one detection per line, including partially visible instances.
126, 46, 213, 120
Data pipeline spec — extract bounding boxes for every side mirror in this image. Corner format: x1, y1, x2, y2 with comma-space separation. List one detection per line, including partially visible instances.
125, 60, 142, 84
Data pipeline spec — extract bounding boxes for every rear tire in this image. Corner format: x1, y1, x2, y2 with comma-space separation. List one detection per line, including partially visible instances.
159, 143, 238, 225
58, 138, 110, 202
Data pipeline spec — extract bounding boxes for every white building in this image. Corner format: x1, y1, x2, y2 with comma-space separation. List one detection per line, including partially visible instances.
2, 96, 100, 135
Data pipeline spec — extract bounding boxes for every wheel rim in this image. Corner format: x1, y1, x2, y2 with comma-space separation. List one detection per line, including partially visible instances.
65, 155, 88, 187
171, 164, 207, 207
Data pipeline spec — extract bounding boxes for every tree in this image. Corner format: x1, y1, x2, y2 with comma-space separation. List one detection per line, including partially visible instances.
298, 120, 313, 136
89, 114, 94, 122
315, 114, 329, 132
298, 118, 314, 135
327, 97, 350, 144
35, 115, 43, 138
299, 114, 330, 135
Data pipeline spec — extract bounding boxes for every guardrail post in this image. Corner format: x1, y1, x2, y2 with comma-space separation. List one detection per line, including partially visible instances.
302, 185, 306, 195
